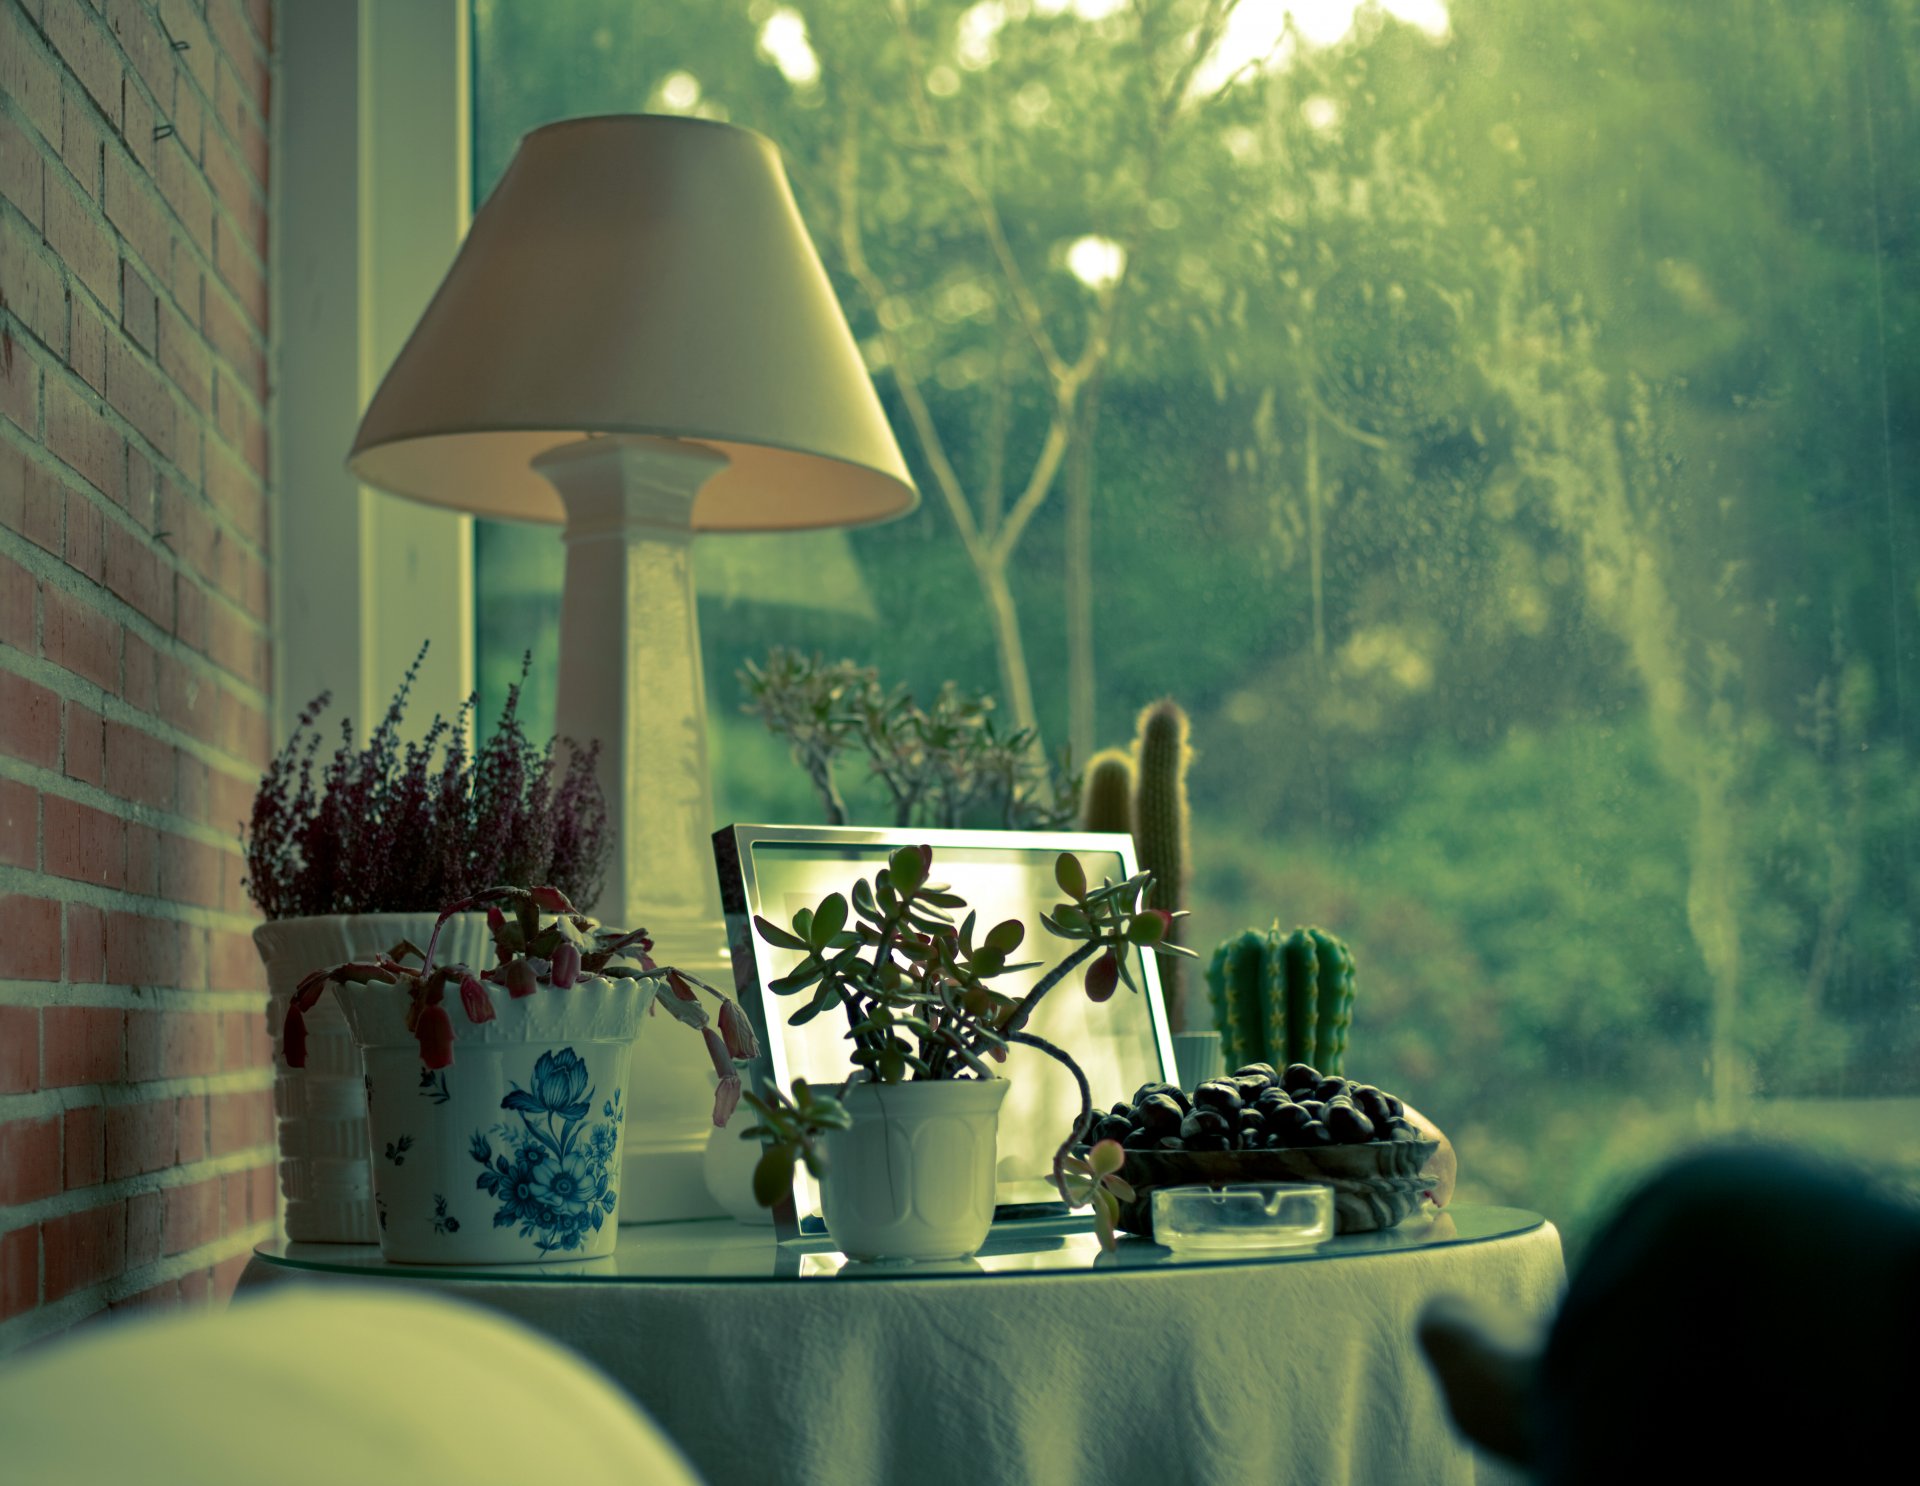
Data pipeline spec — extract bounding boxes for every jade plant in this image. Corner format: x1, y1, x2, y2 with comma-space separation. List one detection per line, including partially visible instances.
1205, 925, 1357, 1076
739, 648, 1082, 831
284, 884, 758, 1128
739, 844, 1194, 1247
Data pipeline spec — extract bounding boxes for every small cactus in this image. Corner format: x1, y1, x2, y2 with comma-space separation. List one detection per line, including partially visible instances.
1080, 748, 1135, 835
1204, 923, 1358, 1076
1131, 700, 1192, 1024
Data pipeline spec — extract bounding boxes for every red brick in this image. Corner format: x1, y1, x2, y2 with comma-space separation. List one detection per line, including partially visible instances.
0, 323, 40, 435
203, 284, 263, 401
104, 523, 174, 630
65, 899, 105, 982
41, 1004, 122, 1083
0, 111, 46, 231
0, 209, 65, 353
173, 1092, 206, 1163
0, 1007, 37, 1093
154, 138, 212, 261
102, 150, 170, 276
209, 767, 253, 836
0, 552, 34, 648
0, 671, 62, 767
0, 779, 34, 868
0, 1225, 37, 1322
41, 581, 121, 691
106, 1098, 176, 1179
121, 64, 156, 175
19, 462, 64, 556
106, 0, 174, 110
105, 911, 178, 987
157, 300, 212, 412
130, 1007, 219, 1080
207, 928, 259, 993
125, 1188, 164, 1268
59, 84, 106, 198
111, 1279, 178, 1312
42, 792, 125, 888
125, 819, 158, 895
44, 1199, 126, 1301
104, 337, 175, 460
206, 600, 261, 686
209, 1088, 266, 1156
63, 696, 104, 784
124, 445, 160, 531
68, 291, 107, 394
45, 0, 124, 134
104, 719, 175, 809
223, 74, 267, 190
123, 630, 159, 712
177, 1266, 211, 1305
0, 5, 62, 144
122, 258, 158, 353
0, 1116, 61, 1204
163, 1176, 220, 1256
44, 171, 117, 307
64, 487, 106, 581
158, 653, 215, 744
0, 897, 62, 981
46, 379, 124, 504
64, 1103, 106, 1189
159, 832, 224, 909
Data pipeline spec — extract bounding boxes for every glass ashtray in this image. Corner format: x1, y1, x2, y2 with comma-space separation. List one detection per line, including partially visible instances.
1151, 1183, 1334, 1252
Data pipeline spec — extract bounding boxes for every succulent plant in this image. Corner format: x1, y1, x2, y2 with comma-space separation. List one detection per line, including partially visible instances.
741, 845, 1195, 1246
284, 884, 756, 1128
739, 648, 1082, 830
1205, 925, 1358, 1076
1130, 700, 1193, 1024
1079, 747, 1135, 835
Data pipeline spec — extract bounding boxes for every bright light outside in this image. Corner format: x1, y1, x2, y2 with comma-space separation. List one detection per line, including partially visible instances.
1189, 2, 1450, 95
659, 70, 702, 110
758, 8, 820, 88
1065, 234, 1126, 291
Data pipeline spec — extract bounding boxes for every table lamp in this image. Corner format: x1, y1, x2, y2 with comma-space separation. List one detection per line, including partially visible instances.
347, 114, 917, 1217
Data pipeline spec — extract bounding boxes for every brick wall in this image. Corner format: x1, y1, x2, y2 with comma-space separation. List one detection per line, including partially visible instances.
0, 0, 273, 1348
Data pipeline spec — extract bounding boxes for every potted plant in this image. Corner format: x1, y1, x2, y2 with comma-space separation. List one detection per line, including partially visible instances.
245, 647, 610, 1241
739, 845, 1194, 1261
285, 884, 755, 1263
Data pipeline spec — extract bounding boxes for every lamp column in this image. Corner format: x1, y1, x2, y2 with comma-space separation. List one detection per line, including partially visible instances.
535, 433, 731, 1221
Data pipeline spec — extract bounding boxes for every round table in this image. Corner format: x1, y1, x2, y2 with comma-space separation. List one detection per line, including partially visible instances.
242, 1205, 1562, 1486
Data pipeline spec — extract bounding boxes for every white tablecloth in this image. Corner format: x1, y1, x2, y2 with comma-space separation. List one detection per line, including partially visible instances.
241, 1212, 1563, 1486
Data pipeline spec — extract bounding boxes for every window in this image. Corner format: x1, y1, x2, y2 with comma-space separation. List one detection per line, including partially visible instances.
470, 0, 1919, 1246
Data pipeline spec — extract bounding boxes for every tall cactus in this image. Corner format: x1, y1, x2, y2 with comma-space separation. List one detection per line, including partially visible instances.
1205, 924, 1358, 1075
1131, 700, 1192, 1025
1080, 748, 1135, 835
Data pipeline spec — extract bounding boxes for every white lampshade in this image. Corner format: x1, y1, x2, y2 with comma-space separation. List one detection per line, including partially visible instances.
348, 113, 917, 530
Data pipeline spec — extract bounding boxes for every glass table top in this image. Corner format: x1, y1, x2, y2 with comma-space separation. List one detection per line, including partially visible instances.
253, 1203, 1543, 1285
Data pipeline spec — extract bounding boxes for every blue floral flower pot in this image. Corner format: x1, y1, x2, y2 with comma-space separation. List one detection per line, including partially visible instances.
335, 980, 653, 1264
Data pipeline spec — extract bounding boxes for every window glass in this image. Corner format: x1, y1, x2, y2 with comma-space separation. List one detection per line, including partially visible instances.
472, 0, 1919, 1246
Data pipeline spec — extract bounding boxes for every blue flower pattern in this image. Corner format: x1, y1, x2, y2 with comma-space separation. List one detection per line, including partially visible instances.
470, 1048, 620, 1253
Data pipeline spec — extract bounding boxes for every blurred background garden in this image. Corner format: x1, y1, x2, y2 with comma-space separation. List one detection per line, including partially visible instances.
466, 0, 1918, 1252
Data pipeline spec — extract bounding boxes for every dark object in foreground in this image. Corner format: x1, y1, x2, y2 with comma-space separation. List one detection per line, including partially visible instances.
1419, 1143, 1920, 1484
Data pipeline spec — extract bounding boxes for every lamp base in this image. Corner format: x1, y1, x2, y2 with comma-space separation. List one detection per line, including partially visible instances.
536, 434, 735, 1223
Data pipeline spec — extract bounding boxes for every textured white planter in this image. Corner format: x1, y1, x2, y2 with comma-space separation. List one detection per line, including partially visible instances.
254, 914, 491, 1242
335, 977, 653, 1264
818, 1078, 1010, 1262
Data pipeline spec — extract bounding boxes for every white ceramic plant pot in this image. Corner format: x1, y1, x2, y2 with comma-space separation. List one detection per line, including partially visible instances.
333, 976, 654, 1264
255, 914, 491, 1242
818, 1077, 1010, 1262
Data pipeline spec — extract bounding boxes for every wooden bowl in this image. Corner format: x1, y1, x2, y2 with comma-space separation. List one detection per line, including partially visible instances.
1097, 1140, 1440, 1237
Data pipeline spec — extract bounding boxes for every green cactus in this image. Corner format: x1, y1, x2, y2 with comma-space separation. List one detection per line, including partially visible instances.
1080, 748, 1135, 835
1131, 700, 1192, 1023
1206, 924, 1357, 1075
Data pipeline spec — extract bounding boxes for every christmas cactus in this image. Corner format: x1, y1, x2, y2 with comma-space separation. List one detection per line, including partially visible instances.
285, 884, 758, 1128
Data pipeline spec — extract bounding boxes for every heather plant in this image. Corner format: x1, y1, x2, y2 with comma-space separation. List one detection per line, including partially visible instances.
739, 648, 1082, 831
245, 647, 610, 920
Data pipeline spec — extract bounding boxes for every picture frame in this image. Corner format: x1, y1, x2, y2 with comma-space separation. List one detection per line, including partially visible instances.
713, 823, 1179, 1241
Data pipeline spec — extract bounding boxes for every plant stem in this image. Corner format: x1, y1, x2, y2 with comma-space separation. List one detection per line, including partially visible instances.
1005, 1028, 1093, 1202
1003, 939, 1101, 1037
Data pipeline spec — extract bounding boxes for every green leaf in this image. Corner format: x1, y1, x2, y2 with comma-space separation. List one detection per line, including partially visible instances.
752, 1145, 797, 1207
753, 915, 809, 952
984, 919, 1025, 955
889, 845, 928, 891
1055, 853, 1088, 901
810, 893, 848, 950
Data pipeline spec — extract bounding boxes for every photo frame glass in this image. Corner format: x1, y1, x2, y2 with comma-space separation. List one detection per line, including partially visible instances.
715, 825, 1177, 1234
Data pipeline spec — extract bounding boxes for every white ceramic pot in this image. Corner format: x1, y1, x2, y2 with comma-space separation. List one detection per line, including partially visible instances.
818, 1077, 1010, 1262
334, 976, 654, 1264
255, 914, 491, 1242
